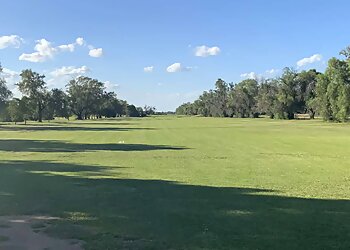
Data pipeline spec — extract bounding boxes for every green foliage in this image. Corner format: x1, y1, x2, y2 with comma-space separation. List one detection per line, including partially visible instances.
177, 71, 320, 120
66, 77, 142, 119
126, 104, 140, 117
230, 79, 259, 118
100, 91, 119, 117
143, 105, 156, 116
256, 79, 279, 118
17, 69, 47, 122
314, 58, 350, 122
0, 65, 12, 102
176, 102, 197, 115
7, 99, 24, 123
0, 64, 13, 121
46, 88, 70, 119
66, 76, 105, 120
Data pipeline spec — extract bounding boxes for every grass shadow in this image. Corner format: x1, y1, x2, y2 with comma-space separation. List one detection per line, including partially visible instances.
0, 160, 349, 249
0, 125, 155, 132
0, 140, 187, 152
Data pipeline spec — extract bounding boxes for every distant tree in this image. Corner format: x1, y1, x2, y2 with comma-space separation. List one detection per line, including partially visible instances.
20, 96, 36, 122
276, 68, 300, 119
310, 73, 329, 120
0, 64, 12, 121
126, 104, 140, 117
66, 76, 105, 119
256, 79, 279, 118
143, 105, 156, 115
47, 88, 70, 119
7, 99, 24, 124
136, 107, 145, 117
0, 64, 12, 102
297, 69, 320, 118
230, 79, 259, 118
100, 91, 126, 118
176, 102, 201, 116
197, 91, 213, 116
213, 79, 229, 117
116, 99, 128, 116
17, 69, 47, 122
323, 58, 350, 121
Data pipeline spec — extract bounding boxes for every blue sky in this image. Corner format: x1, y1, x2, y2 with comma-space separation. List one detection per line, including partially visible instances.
1, 0, 350, 111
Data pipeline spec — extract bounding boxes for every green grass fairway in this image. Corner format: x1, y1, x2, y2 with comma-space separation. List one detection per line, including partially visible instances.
0, 116, 350, 249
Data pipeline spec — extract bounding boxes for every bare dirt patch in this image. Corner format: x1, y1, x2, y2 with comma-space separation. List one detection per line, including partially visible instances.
0, 215, 83, 250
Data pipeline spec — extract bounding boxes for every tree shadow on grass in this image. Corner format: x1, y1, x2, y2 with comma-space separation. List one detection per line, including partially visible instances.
0, 140, 187, 152
66, 122, 135, 126
0, 160, 349, 249
0, 125, 155, 132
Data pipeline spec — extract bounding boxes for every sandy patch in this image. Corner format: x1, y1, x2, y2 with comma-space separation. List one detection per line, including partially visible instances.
0, 215, 83, 250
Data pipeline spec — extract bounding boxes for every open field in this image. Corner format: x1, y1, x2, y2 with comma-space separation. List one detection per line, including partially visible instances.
0, 116, 350, 249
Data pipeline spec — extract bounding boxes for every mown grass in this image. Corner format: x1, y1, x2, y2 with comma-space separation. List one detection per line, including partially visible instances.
0, 116, 349, 249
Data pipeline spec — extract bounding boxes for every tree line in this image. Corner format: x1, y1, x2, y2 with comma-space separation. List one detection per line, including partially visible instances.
176, 46, 350, 122
0, 67, 156, 123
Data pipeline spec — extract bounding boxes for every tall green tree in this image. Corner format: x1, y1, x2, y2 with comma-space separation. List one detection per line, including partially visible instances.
296, 69, 320, 118
143, 105, 156, 115
276, 68, 299, 119
213, 79, 229, 117
100, 91, 126, 118
0, 64, 12, 102
7, 99, 22, 124
230, 79, 259, 118
126, 104, 140, 117
17, 69, 47, 122
66, 76, 105, 120
47, 88, 70, 119
198, 91, 215, 116
0, 65, 12, 121
324, 58, 350, 121
256, 79, 279, 118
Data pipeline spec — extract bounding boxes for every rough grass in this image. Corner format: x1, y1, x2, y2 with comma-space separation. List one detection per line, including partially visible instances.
0, 116, 349, 249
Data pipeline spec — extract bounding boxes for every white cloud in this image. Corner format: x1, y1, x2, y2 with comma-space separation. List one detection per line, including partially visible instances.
89, 48, 103, 57
240, 72, 259, 79
76, 37, 85, 46
240, 68, 281, 80
19, 38, 82, 62
50, 66, 90, 77
104, 80, 119, 92
0, 68, 21, 97
13, 36, 101, 62
0, 35, 23, 49
297, 54, 322, 68
265, 69, 279, 75
195, 45, 221, 57
1, 68, 19, 80
144, 66, 154, 73
166, 63, 192, 73
58, 43, 75, 52
47, 65, 90, 89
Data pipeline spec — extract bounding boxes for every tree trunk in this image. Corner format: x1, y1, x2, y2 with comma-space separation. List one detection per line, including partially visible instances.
310, 109, 315, 119
38, 101, 43, 122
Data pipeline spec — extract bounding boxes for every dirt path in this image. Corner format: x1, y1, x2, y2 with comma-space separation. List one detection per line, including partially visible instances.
0, 216, 83, 250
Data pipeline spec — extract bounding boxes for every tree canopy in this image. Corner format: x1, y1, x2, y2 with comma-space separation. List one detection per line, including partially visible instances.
2, 43, 350, 123
0, 67, 152, 123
